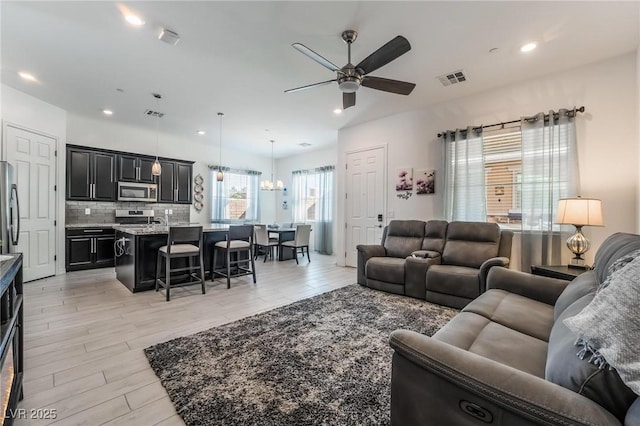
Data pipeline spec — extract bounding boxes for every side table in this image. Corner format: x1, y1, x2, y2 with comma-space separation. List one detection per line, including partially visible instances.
530, 264, 586, 281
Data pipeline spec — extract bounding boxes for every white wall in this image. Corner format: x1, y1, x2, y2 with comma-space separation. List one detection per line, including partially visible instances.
338, 53, 639, 268
1, 84, 68, 274
66, 114, 275, 226
274, 146, 338, 253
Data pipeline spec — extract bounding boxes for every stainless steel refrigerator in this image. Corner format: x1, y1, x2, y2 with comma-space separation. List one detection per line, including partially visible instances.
0, 161, 20, 254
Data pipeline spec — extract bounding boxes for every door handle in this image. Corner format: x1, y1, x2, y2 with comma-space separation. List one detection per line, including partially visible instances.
10, 184, 20, 246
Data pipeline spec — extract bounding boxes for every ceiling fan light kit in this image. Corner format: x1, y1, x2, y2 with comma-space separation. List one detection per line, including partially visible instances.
286, 29, 416, 109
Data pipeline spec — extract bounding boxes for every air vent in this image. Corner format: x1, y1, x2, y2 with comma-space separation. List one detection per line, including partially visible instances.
144, 110, 164, 118
159, 29, 180, 46
437, 70, 467, 87
298, 143, 312, 147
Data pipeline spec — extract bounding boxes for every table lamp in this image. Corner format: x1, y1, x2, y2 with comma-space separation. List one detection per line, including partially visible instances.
556, 197, 603, 269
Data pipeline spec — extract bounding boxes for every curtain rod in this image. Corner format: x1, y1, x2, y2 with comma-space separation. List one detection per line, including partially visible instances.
437, 106, 585, 138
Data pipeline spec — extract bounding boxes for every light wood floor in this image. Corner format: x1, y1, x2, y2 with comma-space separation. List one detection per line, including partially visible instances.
15, 254, 356, 426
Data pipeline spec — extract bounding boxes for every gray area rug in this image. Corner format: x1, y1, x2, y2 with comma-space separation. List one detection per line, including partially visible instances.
144, 284, 458, 425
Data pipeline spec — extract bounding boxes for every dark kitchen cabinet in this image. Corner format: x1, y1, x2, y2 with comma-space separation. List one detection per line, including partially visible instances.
158, 161, 192, 204
66, 228, 115, 271
118, 155, 156, 183
66, 147, 116, 201
158, 160, 176, 203
176, 162, 192, 204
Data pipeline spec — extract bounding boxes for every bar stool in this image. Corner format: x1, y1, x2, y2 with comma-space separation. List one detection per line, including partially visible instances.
254, 224, 279, 262
212, 225, 256, 289
155, 226, 206, 302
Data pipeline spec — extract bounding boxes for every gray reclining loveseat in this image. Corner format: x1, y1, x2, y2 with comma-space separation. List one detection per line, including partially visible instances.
389, 232, 640, 425
357, 220, 513, 308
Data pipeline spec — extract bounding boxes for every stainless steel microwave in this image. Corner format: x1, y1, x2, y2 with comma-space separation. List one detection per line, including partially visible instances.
117, 182, 157, 202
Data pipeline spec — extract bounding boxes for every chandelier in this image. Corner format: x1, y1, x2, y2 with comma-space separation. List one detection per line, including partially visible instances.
260, 139, 283, 190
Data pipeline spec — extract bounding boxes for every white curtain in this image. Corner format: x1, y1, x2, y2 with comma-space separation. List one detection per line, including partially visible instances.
291, 172, 308, 223
315, 167, 334, 255
443, 127, 487, 221
291, 166, 334, 255
520, 109, 579, 271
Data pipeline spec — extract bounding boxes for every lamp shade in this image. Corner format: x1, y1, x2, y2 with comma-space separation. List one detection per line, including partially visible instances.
556, 197, 603, 226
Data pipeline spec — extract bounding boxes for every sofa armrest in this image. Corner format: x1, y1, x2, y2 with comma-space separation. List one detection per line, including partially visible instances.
486, 267, 570, 305
405, 255, 442, 299
389, 330, 620, 426
410, 250, 441, 259
356, 244, 387, 285
478, 257, 510, 293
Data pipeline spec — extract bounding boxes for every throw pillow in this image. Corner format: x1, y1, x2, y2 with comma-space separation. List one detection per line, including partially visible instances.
563, 255, 640, 395
598, 247, 640, 291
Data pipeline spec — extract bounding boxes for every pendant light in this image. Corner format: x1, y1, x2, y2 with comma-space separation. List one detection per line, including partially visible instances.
151, 93, 162, 176
260, 140, 283, 191
216, 112, 224, 182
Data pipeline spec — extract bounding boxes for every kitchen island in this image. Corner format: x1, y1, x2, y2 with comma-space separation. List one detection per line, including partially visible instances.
114, 225, 231, 292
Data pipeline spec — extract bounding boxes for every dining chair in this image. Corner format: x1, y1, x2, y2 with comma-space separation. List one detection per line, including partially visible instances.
212, 225, 256, 288
254, 224, 279, 262
280, 224, 312, 264
155, 226, 205, 301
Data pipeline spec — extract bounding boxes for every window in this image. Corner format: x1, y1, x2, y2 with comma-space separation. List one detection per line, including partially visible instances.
211, 169, 260, 223
483, 129, 522, 226
292, 171, 328, 222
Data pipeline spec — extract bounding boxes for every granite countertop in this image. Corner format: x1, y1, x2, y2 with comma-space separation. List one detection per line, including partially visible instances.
65, 223, 118, 228
113, 224, 230, 235
0, 253, 22, 295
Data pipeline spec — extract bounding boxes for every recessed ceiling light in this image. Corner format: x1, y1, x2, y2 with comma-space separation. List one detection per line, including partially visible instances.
197, 130, 206, 135
520, 42, 537, 53
18, 71, 37, 82
125, 14, 145, 26
333, 108, 342, 115
102, 109, 113, 116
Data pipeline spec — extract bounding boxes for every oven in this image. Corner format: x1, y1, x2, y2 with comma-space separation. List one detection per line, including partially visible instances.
117, 182, 157, 202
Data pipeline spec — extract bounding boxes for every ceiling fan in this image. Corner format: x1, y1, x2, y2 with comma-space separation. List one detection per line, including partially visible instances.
285, 30, 416, 110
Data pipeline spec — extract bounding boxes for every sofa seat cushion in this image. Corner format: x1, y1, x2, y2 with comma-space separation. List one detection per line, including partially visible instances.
463, 289, 554, 342
366, 257, 406, 284
433, 312, 548, 378
426, 264, 480, 299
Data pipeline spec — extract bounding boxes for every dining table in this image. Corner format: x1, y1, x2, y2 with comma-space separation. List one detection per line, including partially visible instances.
267, 227, 297, 261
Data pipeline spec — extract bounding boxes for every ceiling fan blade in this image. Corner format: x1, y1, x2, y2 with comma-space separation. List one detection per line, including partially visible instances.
361, 76, 416, 95
292, 43, 340, 72
355, 36, 411, 75
284, 79, 337, 93
343, 92, 356, 109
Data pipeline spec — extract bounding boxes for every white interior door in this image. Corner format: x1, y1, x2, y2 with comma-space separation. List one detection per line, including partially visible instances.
5, 124, 57, 282
345, 147, 385, 267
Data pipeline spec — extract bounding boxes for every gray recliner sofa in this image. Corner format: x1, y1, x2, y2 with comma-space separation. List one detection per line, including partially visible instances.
357, 220, 513, 308
389, 232, 640, 425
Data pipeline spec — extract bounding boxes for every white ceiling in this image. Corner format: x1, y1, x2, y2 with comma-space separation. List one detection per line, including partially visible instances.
1, 1, 638, 158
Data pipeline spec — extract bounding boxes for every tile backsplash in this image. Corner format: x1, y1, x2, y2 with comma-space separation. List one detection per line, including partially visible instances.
66, 201, 190, 225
